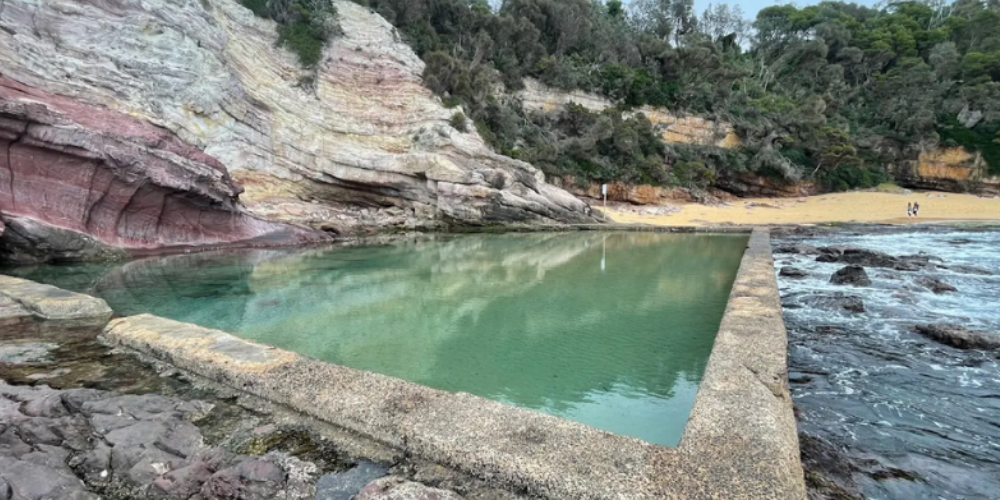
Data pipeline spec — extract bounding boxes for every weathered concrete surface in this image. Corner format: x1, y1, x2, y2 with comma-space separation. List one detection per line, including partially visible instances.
101, 229, 804, 499
675, 229, 807, 499
0, 275, 111, 324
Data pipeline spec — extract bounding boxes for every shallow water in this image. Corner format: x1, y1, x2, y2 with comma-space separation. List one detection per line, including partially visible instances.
774, 229, 1000, 499
6, 232, 747, 446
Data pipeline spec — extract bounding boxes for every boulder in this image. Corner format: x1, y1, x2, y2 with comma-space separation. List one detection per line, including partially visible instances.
945, 264, 994, 276
0, 218, 126, 265
774, 244, 819, 255
830, 266, 872, 287
817, 247, 933, 271
914, 324, 1000, 350
779, 267, 809, 279
806, 294, 866, 313
916, 277, 957, 294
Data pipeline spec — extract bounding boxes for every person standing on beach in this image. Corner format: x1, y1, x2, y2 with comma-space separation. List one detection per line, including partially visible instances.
907, 202, 913, 217
913, 202, 920, 217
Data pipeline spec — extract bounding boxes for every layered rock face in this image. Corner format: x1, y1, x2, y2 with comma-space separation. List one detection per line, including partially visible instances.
0, 0, 593, 258
0, 78, 325, 263
713, 172, 818, 198
892, 147, 1000, 195
518, 78, 739, 148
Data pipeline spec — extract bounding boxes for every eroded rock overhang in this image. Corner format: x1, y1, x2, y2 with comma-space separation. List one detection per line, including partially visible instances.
0, 76, 329, 263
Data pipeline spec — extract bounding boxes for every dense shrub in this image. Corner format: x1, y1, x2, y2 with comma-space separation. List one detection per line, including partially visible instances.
241, 0, 341, 67
449, 111, 469, 132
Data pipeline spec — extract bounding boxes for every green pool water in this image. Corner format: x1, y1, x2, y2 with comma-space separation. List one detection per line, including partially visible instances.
8, 232, 747, 446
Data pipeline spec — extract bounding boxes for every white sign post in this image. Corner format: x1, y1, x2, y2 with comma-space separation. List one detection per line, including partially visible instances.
601, 183, 608, 221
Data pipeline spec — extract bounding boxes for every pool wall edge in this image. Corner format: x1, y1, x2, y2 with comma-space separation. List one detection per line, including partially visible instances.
676, 228, 807, 498
44, 227, 803, 499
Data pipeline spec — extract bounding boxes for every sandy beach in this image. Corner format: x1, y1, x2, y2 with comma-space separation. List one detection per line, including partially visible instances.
599, 191, 1000, 226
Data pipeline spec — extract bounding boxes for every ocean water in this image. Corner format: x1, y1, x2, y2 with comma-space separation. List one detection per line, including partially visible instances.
775, 229, 1000, 499
7, 232, 747, 446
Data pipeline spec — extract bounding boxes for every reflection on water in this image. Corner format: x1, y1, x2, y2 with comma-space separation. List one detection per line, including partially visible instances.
7, 232, 747, 446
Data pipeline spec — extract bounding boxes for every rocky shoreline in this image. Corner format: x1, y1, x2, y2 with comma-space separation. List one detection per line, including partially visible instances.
0, 280, 522, 500
773, 225, 1000, 500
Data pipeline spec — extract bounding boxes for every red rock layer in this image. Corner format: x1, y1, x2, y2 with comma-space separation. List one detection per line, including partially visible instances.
0, 76, 326, 251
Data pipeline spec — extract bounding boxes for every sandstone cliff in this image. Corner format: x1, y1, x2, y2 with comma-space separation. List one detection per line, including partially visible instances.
892, 147, 1000, 196
0, 0, 594, 262
518, 78, 740, 149
516, 78, 778, 204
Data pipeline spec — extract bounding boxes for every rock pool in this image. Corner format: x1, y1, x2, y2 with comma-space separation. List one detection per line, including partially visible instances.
5, 232, 748, 446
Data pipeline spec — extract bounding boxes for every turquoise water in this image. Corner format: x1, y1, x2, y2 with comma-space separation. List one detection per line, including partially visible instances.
7, 232, 747, 446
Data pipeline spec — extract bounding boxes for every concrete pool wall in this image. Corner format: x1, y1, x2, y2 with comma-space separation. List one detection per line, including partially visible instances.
1, 228, 805, 499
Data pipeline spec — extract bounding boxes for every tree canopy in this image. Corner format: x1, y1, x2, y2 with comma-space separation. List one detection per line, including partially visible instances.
344, 0, 1000, 191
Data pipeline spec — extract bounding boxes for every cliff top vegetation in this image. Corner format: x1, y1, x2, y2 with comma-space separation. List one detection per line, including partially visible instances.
261, 0, 1000, 192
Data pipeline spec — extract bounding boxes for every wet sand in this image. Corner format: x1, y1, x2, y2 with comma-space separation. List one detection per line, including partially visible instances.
599, 191, 1000, 226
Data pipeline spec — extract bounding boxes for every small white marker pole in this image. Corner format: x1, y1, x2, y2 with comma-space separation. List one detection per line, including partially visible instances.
601, 183, 608, 221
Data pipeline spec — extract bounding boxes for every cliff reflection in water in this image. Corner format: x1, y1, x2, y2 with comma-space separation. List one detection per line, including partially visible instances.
10, 232, 747, 446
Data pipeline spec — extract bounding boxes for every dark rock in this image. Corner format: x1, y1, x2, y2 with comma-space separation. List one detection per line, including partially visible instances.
70, 444, 113, 483
0, 218, 126, 265
104, 419, 200, 484
19, 392, 69, 418
0, 456, 98, 500
154, 450, 234, 499
801, 294, 866, 313
59, 389, 106, 413
16, 418, 64, 446
816, 247, 932, 271
200, 457, 286, 500
317, 461, 390, 500
830, 265, 872, 287
779, 267, 809, 279
815, 325, 849, 335
916, 277, 957, 294
798, 434, 865, 500
0, 379, 329, 499
774, 244, 819, 255
914, 324, 1000, 350
945, 264, 994, 276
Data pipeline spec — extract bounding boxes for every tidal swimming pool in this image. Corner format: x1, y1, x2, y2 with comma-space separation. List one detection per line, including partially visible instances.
8, 232, 747, 446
